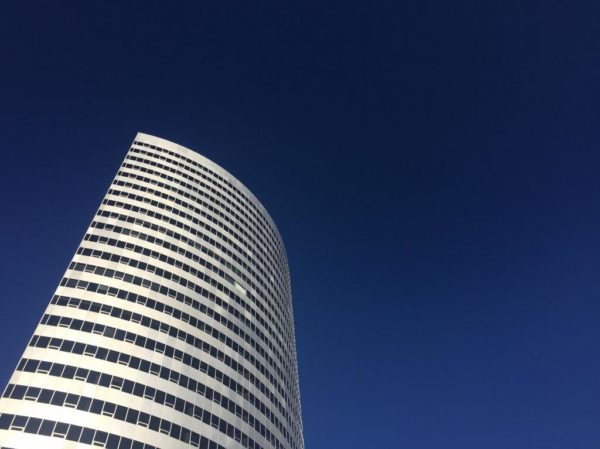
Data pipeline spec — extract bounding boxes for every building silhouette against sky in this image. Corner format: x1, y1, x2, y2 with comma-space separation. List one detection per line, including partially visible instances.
0, 133, 304, 449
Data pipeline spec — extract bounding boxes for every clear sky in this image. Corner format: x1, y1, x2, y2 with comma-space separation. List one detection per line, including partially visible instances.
1, 2, 600, 448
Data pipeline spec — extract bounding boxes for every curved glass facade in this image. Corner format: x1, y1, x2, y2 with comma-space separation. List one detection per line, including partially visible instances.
0, 133, 304, 449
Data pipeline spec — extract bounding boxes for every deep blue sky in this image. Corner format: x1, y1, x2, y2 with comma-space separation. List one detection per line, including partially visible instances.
1, 1, 600, 448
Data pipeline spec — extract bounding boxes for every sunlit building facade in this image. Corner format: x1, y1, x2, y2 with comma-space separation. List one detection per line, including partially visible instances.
0, 133, 304, 449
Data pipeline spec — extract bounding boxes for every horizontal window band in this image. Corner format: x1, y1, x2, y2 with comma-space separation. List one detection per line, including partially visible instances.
47, 293, 291, 400
78, 235, 293, 353
111, 176, 276, 268
93, 205, 286, 306
52, 292, 292, 393
4, 382, 274, 449
104, 186, 284, 286
89, 217, 289, 324
61, 258, 300, 423
65, 252, 292, 364
115, 164, 281, 257
27, 335, 297, 436
0, 413, 158, 449
82, 228, 293, 338
14, 358, 290, 449
58, 269, 296, 402
128, 144, 281, 251
99, 196, 292, 348
39, 312, 289, 417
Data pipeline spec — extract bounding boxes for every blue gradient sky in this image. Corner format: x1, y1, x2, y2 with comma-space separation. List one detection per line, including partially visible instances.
1, 2, 600, 448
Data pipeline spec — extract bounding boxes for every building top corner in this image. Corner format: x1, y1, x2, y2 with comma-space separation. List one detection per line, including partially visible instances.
133, 132, 285, 247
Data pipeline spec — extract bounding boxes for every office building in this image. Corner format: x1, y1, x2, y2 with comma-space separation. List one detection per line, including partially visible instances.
0, 133, 304, 449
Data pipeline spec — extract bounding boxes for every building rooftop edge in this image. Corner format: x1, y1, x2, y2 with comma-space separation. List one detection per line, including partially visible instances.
134, 132, 285, 247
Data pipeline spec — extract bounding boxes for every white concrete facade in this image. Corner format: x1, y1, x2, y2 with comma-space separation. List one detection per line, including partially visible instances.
0, 133, 304, 449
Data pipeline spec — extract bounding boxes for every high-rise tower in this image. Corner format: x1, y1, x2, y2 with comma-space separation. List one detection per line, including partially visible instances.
0, 133, 303, 449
